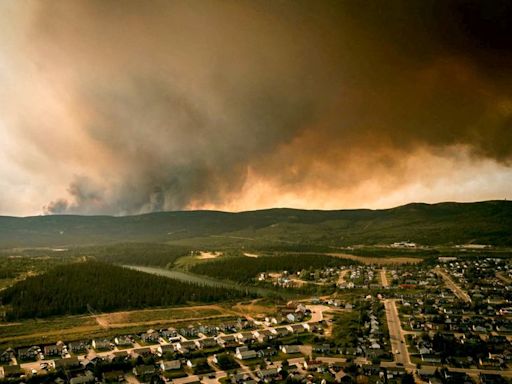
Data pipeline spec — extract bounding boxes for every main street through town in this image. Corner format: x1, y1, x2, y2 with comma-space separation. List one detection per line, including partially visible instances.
383, 299, 413, 368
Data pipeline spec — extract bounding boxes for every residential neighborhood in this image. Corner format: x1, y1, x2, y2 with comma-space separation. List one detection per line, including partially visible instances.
2, 255, 512, 384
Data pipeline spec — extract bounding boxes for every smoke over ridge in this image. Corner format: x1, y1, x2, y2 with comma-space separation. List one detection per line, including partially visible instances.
0, 0, 511, 215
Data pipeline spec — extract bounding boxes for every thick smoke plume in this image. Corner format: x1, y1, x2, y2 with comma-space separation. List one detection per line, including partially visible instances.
0, 0, 511, 215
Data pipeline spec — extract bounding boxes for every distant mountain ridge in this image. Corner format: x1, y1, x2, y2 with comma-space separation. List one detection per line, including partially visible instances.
0, 200, 510, 247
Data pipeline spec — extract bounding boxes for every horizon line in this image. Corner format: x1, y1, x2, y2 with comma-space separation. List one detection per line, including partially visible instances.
0, 199, 508, 219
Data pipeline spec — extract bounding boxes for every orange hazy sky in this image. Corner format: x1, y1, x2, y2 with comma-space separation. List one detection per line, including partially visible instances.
0, 1, 511, 216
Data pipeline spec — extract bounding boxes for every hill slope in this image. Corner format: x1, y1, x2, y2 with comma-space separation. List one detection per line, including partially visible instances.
0, 200, 510, 247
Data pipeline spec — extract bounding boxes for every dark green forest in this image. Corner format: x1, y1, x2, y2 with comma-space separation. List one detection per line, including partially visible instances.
84, 243, 191, 266
0, 261, 252, 320
190, 254, 358, 282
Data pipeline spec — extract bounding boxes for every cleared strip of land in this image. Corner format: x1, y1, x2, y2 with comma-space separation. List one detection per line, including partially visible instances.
327, 252, 422, 265
380, 268, 390, 287
0, 305, 237, 349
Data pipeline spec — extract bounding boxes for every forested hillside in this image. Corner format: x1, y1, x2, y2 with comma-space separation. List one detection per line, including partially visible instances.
190, 254, 357, 282
0, 200, 510, 247
0, 262, 252, 320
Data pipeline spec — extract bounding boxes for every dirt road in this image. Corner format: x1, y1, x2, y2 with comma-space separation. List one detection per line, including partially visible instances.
380, 268, 390, 287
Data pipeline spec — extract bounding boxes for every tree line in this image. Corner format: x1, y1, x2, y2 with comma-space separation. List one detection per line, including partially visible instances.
86, 243, 192, 267
190, 254, 358, 282
0, 261, 252, 320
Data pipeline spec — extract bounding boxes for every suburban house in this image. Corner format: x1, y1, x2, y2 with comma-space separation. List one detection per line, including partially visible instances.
68, 341, 88, 354
157, 344, 175, 356
236, 332, 255, 343
0, 349, 14, 364
235, 347, 257, 360
114, 336, 132, 347
257, 347, 278, 358
281, 345, 301, 355
217, 335, 239, 348
253, 330, 273, 343
176, 340, 197, 353
54, 357, 82, 371
91, 339, 111, 351
195, 337, 217, 350
273, 327, 290, 337
43, 344, 63, 357
17, 346, 40, 360
161, 329, 179, 342
290, 324, 308, 334
140, 332, 159, 344
179, 327, 199, 338
133, 364, 156, 377
257, 367, 280, 380
160, 360, 181, 371
0, 365, 23, 379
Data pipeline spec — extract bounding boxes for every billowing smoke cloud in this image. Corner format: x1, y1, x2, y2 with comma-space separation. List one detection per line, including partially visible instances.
0, 0, 511, 215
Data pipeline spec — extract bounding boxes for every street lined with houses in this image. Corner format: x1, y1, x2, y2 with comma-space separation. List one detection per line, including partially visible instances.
383, 299, 412, 368
434, 267, 472, 303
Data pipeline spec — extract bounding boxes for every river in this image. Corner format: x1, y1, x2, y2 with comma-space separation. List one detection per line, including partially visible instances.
122, 265, 285, 297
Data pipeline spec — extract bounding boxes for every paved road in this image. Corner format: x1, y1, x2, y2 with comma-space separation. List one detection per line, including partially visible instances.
383, 299, 413, 368
434, 267, 472, 303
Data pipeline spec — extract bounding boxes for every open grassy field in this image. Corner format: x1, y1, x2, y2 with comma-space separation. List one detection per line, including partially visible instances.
232, 298, 285, 319
0, 304, 239, 349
